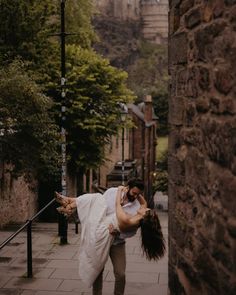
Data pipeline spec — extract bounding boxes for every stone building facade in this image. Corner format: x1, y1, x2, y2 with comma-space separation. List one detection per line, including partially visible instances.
94, 0, 168, 43
169, 1, 236, 294
141, 0, 169, 43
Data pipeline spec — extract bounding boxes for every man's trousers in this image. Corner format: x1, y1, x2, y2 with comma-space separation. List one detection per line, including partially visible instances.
93, 242, 126, 295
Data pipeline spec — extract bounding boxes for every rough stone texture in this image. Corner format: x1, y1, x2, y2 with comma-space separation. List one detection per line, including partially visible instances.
0, 163, 37, 228
185, 7, 202, 29
169, 1, 236, 294
169, 32, 188, 65
180, 0, 195, 16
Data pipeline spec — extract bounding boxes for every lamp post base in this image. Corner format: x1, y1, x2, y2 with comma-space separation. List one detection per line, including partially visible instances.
60, 236, 68, 245
58, 214, 68, 245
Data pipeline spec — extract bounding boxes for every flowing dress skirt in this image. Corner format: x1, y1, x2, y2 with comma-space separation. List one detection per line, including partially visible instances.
76, 193, 118, 287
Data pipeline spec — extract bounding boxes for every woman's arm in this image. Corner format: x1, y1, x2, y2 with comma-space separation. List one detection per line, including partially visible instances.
137, 194, 147, 208
116, 187, 142, 232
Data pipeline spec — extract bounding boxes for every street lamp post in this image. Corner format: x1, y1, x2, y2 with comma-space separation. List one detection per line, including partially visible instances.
121, 123, 125, 185
120, 103, 128, 185
58, 0, 68, 245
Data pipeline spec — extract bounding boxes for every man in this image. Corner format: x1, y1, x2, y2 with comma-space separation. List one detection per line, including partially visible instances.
93, 178, 147, 295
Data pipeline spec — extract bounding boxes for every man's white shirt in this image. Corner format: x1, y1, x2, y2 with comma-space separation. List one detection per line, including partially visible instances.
103, 187, 141, 243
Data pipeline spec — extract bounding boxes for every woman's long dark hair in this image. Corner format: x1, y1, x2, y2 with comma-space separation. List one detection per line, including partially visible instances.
140, 210, 166, 260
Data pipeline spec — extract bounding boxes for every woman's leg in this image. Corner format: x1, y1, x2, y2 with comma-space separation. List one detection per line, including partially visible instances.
55, 192, 76, 208
56, 205, 73, 216
55, 192, 77, 217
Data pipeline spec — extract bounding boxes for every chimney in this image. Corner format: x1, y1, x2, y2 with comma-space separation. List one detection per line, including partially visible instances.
144, 95, 153, 122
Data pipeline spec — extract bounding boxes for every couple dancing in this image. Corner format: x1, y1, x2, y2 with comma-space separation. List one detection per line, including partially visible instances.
55, 178, 165, 295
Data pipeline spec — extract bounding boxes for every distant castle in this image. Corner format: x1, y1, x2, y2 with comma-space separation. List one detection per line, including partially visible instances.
94, 0, 168, 44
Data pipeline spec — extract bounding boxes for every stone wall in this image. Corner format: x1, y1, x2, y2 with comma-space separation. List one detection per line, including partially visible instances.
141, 0, 169, 43
0, 163, 38, 228
169, 1, 236, 294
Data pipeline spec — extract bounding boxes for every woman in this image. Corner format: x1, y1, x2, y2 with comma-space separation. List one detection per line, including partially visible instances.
55, 186, 165, 287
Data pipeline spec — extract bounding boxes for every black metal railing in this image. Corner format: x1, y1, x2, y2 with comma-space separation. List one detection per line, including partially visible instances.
0, 198, 56, 278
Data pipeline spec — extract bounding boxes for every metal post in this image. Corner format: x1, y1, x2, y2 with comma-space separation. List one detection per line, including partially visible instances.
121, 126, 125, 185
58, 0, 68, 245
75, 222, 79, 234
27, 221, 33, 278
119, 103, 128, 185
142, 126, 145, 187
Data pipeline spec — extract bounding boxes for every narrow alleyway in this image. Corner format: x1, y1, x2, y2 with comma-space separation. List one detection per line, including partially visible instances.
0, 211, 168, 295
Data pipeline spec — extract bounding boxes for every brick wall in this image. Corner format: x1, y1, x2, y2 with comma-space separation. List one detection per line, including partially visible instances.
169, 1, 236, 294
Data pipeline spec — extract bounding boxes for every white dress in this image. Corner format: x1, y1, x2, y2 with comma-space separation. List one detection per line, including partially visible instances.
76, 193, 118, 287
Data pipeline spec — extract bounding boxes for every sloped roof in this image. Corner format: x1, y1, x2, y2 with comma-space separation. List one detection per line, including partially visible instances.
127, 102, 158, 121
127, 103, 145, 121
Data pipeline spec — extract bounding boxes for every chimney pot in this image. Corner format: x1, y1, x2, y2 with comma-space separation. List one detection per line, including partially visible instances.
144, 95, 152, 121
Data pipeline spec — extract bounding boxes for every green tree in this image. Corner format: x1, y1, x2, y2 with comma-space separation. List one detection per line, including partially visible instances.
0, 0, 96, 84
153, 150, 168, 193
53, 45, 135, 172
124, 41, 168, 99
0, 60, 60, 181
152, 85, 169, 136
0, 0, 135, 179
0, 0, 58, 61
65, 0, 96, 48
125, 41, 169, 135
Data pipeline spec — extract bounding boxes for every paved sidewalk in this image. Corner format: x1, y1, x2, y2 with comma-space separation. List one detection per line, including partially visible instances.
0, 211, 168, 295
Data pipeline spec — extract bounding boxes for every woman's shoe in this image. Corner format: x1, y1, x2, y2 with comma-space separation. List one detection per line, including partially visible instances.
55, 191, 70, 207
56, 205, 73, 217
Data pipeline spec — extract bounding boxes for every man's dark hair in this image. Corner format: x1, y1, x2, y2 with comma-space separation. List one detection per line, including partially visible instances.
127, 178, 144, 191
